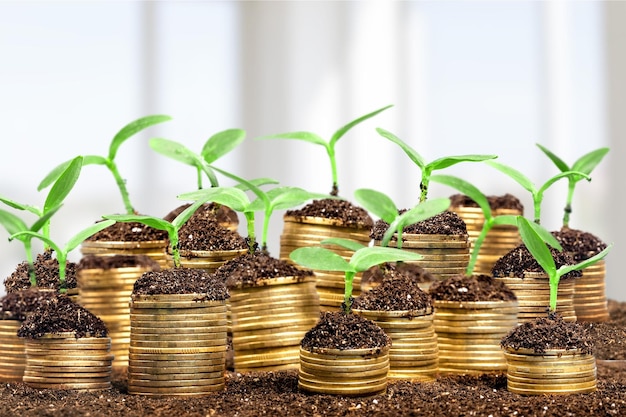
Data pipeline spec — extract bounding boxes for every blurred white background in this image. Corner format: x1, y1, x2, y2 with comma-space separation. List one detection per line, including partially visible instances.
0, 1, 623, 300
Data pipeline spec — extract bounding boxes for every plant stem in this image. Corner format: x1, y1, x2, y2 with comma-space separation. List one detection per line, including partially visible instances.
57, 253, 67, 293
244, 212, 257, 253
419, 178, 429, 203
465, 218, 493, 277
196, 167, 203, 190
107, 161, 135, 214
25, 242, 36, 287
563, 183, 575, 228
343, 271, 355, 313
549, 273, 559, 312
328, 147, 339, 196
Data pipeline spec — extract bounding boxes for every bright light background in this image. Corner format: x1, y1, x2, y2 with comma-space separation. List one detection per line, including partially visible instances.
0, 1, 620, 300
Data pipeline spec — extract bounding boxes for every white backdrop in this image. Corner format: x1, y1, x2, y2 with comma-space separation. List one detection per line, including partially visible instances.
0, 1, 621, 300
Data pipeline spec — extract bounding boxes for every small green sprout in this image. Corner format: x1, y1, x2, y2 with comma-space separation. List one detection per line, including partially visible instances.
290, 238, 423, 313
256, 105, 393, 196
353, 188, 450, 248
9, 219, 115, 292
430, 174, 519, 276
517, 216, 612, 312
104, 200, 207, 268
38, 115, 172, 214
375, 128, 497, 203
486, 160, 591, 225
149, 128, 246, 189
536, 144, 609, 228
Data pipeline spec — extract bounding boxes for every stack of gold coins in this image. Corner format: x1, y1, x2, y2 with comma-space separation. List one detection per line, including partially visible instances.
375, 234, 470, 285
434, 300, 518, 375
353, 308, 438, 381
22, 333, 113, 391
298, 346, 390, 396
128, 294, 228, 397
81, 240, 169, 269
497, 273, 576, 323
171, 249, 248, 273
0, 317, 25, 382
230, 276, 320, 372
279, 216, 371, 310
503, 347, 597, 395
574, 260, 610, 322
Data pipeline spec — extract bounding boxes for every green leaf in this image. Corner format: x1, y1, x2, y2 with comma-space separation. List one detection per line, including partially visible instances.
234, 178, 280, 192
321, 237, 367, 252
486, 160, 536, 194
290, 246, 351, 272
382, 198, 451, 246
30, 205, 63, 233
536, 143, 570, 172
178, 187, 250, 213
526, 220, 563, 251
202, 128, 246, 163
171, 200, 206, 230
557, 244, 612, 277
517, 216, 556, 275
9, 230, 60, 254
265, 187, 326, 212
329, 104, 393, 147
350, 246, 423, 273
428, 154, 497, 171
430, 175, 491, 217
149, 138, 197, 166
103, 214, 173, 234
354, 188, 398, 224
37, 155, 107, 191
0, 196, 31, 212
0, 209, 28, 237
376, 128, 426, 169
44, 156, 83, 214
65, 219, 116, 253
491, 214, 518, 227
538, 171, 590, 196
572, 147, 609, 176
108, 115, 172, 161
256, 131, 327, 147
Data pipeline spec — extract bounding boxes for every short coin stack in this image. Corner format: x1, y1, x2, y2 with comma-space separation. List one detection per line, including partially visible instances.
128, 294, 228, 396
173, 249, 248, 273
81, 240, 169, 269
574, 260, 610, 322
22, 333, 113, 391
0, 317, 26, 382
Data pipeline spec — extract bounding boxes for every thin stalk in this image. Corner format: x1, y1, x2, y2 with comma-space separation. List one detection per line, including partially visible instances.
328, 147, 338, 196
244, 212, 256, 253
465, 219, 493, 276
108, 161, 134, 214
343, 271, 355, 313
25, 242, 36, 286
563, 182, 575, 228
549, 273, 559, 312
419, 177, 429, 203
196, 167, 203, 190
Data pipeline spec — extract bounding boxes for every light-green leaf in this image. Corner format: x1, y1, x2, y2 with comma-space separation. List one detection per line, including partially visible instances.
202, 128, 246, 163
321, 237, 367, 252
376, 127, 426, 169
108, 115, 172, 161
290, 246, 351, 272
256, 131, 327, 147
350, 246, 423, 273
486, 160, 536, 193
0, 209, 28, 237
354, 188, 398, 224
330, 104, 393, 147
558, 244, 612, 277
102, 214, 172, 234
517, 216, 555, 275
430, 174, 491, 217
178, 187, 251, 213
65, 219, 116, 253
382, 198, 451, 246
572, 147, 609, 175
536, 143, 569, 172
149, 138, 197, 166
43, 156, 82, 214
429, 154, 497, 171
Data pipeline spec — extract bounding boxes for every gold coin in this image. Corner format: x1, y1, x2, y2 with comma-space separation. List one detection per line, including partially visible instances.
129, 357, 225, 368
25, 381, 112, 391
128, 370, 224, 382
297, 378, 387, 395
130, 325, 228, 334
128, 377, 224, 388
130, 339, 226, 349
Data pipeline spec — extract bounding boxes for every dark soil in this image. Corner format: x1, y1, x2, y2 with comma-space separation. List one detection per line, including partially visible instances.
286, 198, 373, 229
585, 300, 626, 360
552, 227, 608, 262
132, 268, 229, 301
77, 254, 161, 271
1, 287, 59, 321
370, 210, 467, 241
361, 262, 435, 289
4, 250, 78, 293
177, 218, 247, 252
491, 243, 582, 280
429, 274, 517, 302
163, 202, 239, 227
86, 219, 168, 242
449, 193, 525, 211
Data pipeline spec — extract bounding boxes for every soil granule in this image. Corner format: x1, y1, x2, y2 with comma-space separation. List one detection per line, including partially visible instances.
132, 268, 229, 301
177, 218, 247, 252
163, 202, 239, 227
1, 287, 59, 321
361, 262, 435, 290
551, 227, 608, 262
85, 219, 168, 242
370, 210, 467, 241
429, 274, 517, 302
77, 254, 160, 271
491, 243, 582, 280
286, 199, 373, 229
449, 193, 525, 212
4, 250, 78, 293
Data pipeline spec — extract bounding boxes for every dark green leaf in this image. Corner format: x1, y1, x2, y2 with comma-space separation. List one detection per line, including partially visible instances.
44, 156, 82, 214
517, 216, 555, 275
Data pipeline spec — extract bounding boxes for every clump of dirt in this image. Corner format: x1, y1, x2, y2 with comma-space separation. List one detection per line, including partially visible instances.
361, 262, 434, 290
4, 250, 78, 293
501, 312, 593, 354
449, 193, 524, 211
177, 217, 247, 252
429, 274, 517, 302
551, 227, 608, 262
286, 199, 373, 228
352, 264, 432, 313
491, 244, 582, 280
132, 268, 229, 301
370, 210, 467, 241
300, 311, 391, 351
85, 219, 168, 242
163, 202, 239, 226
1, 287, 59, 320
77, 254, 160, 271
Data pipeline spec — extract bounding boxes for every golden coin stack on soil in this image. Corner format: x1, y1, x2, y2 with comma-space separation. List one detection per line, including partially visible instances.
374, 234, 470, 288
573, 260, 610, 322
279, 216, 371, 310
353, 308, 438, 381
128, 294, 228, 397
171, 249, 248, 273
503, 347, 597, 395
78, 264, 157, 370
298, 346, 390, 396
229, 276, 320, 372
434, 300, 519, 375
81, 240, 169, 269
0, 317, 26, 382
22, 333, 113, 391
496, 272, 576, 323
450, 207, 521, 276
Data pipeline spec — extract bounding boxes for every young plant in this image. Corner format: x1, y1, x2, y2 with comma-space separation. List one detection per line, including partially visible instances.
536, 144, 609, 228
486, 160, 590, 225
290, 238, 423, 313
103, 200, 207, 268
353, 188, 451, 248
149, 128, 246, 190
517, 216, 612, 312
256, 104, 393, 196
38, 115, 172, 214
429, 174, 519, 276
9, 219, 115, 292
375, 128, 497, 203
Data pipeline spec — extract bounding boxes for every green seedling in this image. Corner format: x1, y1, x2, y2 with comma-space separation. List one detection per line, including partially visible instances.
256, 105, 393, 196
536, 144, 609, 228
9, 219, 115, 292
178, 167, 328, 253
486, 160, 590, 225
149, 128, 246, 189
103, 200, 207, 268
353, 188, 450, 248
429, 174, 520, 276
375, 128, 497, 203
290, 237, 423, 313
517, 216, 611, 312
38, 115, 172, 214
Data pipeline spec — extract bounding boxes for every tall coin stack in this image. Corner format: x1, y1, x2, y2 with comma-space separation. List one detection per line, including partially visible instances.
574, 260, 610, 322
0, 315, 25, 382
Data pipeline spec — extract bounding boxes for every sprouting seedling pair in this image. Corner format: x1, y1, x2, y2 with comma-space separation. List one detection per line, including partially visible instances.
516, 216, 612, 312
257, 104, 393, 196
0, 156, 83, 286
375, 128, 497, 203
353, 189, 451, 248
536, 144, 609, 228
149, 128, 246, 190
9, 219, 115, 292
290, 238, 423, 313
38, 115, 172, 215
486, 160, 590, 225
